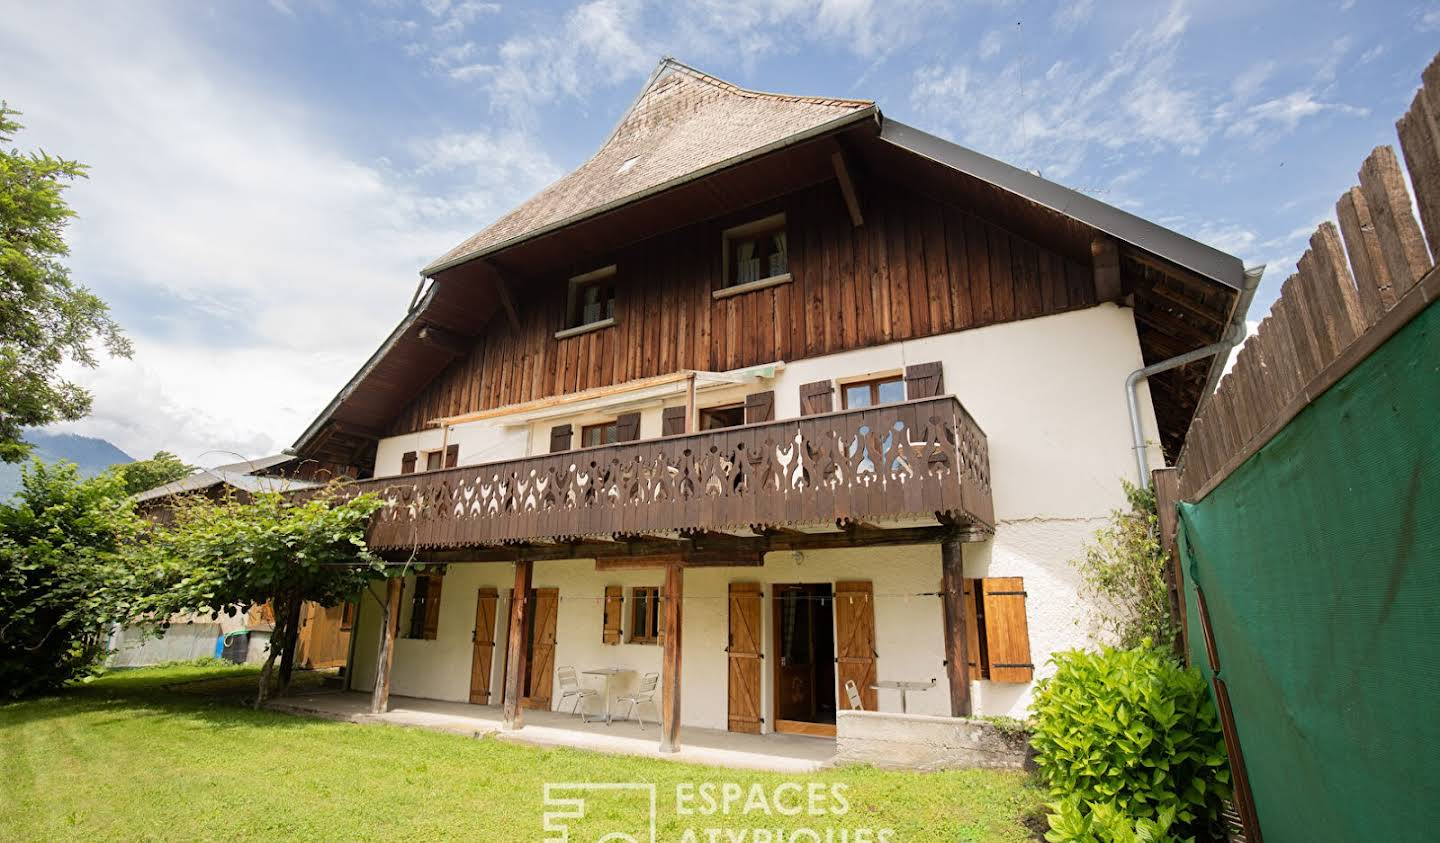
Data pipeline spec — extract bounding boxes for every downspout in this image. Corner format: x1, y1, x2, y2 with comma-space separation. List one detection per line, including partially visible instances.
1128, 265, 1265, 487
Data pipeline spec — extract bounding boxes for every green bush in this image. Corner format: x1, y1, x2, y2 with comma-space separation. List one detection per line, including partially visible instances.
1030, 645, 1230, 841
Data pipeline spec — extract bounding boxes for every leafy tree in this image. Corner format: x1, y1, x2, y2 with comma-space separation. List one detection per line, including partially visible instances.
114, 450, 195, 496
0, 460, 143, 698
0, 102, 131, 464
1072, 481, 1178, 651
136, 487, 385, 705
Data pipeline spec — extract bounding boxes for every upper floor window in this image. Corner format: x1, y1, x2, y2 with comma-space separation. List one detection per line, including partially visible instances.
424, 450, 444, 471
722, 214, 788, 289
700, 403, 745, 430
566, 265, 617, 330
842, 375, 905, 409
580, 421, 619, 448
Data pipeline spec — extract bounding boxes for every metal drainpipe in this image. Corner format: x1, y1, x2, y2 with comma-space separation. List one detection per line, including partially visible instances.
1128, 265, 1265, 487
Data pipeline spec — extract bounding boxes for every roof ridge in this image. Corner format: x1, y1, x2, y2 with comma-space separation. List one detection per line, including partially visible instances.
658, 57, 873, 108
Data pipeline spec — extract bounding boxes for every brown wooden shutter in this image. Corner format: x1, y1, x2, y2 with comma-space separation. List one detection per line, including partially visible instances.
444, 443, 459, 468
727, 582, 763, 733
904, 361, 944, 399
661, 406, 688, 436
602, 586, 623, 645
744, 390, 775, 424
549, 424, 573, 453
469, 587, 498, 704
834, 580, 878, 711
981, 577, 1033, 682
962, 578, 986, 679
400, 451, 417, 474
799, 380, 833, 416
615, 412, 642, 442
422, 573, 444, 640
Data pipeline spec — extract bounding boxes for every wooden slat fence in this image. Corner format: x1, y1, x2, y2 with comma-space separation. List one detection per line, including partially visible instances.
1176, 51, 1440, 501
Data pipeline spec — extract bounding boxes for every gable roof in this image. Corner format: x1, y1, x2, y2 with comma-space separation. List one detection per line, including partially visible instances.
423, 58, 876, 276
132, 454, 321, 503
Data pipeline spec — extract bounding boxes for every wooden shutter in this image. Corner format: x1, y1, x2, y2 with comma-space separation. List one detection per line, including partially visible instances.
661, 406, 688, 436
524, 588, 559, 708
962, 578, 985, 679
904, 361, 944, 399
727, 583, 763, 733
834, 580, 878, 711
602, 586, 623, 645
549, 424, 573, 453
470, 587, 498, 704
744, 390, 775, 424
422, 573, 444, 640
799, 380, 833, 416
615, 412, 642, 442
981, 577, 1033, 682
444, 443, 459, 468
400, 451, 417, 474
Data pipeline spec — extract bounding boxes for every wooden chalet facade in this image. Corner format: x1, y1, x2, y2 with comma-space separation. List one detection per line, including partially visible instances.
291, 60, 1249, 750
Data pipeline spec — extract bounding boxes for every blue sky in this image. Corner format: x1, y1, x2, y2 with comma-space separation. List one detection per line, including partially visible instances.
1, 0, 1435, 464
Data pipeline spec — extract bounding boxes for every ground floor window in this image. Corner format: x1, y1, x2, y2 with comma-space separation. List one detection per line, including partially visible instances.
629, 586, 661, 644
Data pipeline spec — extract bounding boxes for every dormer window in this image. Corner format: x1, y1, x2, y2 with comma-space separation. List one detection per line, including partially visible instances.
562, 265, 617, 334
720, 214, 789, 292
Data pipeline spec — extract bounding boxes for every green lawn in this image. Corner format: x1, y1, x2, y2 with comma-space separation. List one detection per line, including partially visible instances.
0, 664, 1044, 842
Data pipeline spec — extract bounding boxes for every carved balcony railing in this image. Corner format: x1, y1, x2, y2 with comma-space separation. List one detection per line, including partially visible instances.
340, 396, 992, 552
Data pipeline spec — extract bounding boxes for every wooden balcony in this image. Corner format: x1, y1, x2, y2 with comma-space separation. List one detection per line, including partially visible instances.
344, 396, 993, 555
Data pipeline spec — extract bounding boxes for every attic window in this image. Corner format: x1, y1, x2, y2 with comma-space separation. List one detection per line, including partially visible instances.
617, 156, 640, 174
719, 214, 789, 294
564, 265, 617, 332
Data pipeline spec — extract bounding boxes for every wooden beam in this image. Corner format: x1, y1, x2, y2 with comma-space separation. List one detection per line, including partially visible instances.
659, 562, 684, 753
502, 560, 533, 730
416, 323, 470, 358
370, 577, 402, 714
483, 260, 523, 333
1151, 467, 1187, 661
1091, 237, 1123, 303
830, 148, 864, 227
938, 535, 973, 717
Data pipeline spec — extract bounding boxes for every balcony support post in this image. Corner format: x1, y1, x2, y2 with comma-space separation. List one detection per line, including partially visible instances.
939, 534, 973, 717
659, 561, 684, 753
502, 559, 533, 730
370, 576, 402, 715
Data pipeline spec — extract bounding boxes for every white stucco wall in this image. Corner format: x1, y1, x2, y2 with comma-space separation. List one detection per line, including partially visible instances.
354, 303, 1162, 721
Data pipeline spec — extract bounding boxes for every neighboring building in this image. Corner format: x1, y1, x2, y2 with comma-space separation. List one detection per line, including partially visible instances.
290, 60, 1253, 746
115, 456, 352, 670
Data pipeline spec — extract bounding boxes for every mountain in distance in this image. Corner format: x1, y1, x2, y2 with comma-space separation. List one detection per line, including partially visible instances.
0, 429, 135, 500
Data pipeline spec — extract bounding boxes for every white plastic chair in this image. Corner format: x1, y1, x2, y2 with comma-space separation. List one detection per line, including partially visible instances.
845, 679, 864, 711
556, 666, 598, 718
615, 672, 660, 729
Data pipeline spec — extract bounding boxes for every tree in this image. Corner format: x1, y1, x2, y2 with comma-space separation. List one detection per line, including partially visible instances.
0, 102, 131, 464
114, 450, 195, 496
1071, 481, 1178, 651
136, 486, 385, 706
0, 460, 143, 698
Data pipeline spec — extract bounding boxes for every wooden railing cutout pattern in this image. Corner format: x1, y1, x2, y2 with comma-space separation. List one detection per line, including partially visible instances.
1177, 52, 1440, 501
342, 396, 993, 552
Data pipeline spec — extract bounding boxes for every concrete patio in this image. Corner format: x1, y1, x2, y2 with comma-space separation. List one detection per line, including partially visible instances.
268, 690, 836, 773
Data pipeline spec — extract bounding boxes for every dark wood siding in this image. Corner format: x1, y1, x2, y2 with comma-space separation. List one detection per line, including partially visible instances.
390, 180, 1094, 434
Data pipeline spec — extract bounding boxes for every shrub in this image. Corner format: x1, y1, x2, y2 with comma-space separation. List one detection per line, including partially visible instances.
1030, 645, 1230, 841
1045, 796, 1178, 843
1072, 481, 1177, 651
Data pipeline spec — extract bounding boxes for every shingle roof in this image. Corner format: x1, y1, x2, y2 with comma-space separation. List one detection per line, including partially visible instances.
422, 58, 875, 275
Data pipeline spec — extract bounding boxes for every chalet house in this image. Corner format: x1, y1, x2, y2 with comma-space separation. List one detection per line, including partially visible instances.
291, 59, 1254, 750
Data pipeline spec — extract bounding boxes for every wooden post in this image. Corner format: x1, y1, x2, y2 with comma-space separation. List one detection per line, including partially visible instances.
502, 560, 533, 731
939, 535, 973, 717
370, 577, 402, 714
659, 562, 684, 753
1151, 467, 1188, 661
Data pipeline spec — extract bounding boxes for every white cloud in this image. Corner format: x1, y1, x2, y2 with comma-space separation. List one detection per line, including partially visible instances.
1225, 90, 1368, 139
977, 29, 1005, 60
0, 2, 557, 465
908, 0, 1206, 180
1052, 0, 1094, 34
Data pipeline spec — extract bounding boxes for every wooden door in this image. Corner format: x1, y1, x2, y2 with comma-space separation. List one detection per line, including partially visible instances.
470, 587, 499, 704
727, 583, 763, 733
523, 588, 559, 709
834, 581, 878, 711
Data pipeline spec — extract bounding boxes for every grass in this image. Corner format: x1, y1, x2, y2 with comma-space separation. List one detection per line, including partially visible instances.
0, 664, 1044, 842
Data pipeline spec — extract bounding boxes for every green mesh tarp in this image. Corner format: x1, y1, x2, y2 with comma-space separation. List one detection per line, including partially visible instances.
1178, 299, 1440, 842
